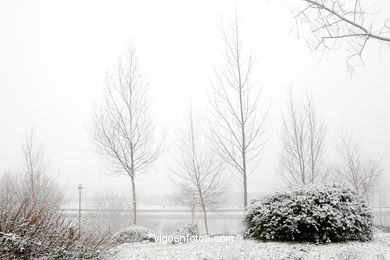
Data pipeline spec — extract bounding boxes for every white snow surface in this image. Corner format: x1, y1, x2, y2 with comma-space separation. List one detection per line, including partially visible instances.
104, 233, 390, 260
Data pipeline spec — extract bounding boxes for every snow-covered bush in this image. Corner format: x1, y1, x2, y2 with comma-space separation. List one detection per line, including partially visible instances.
165, 224, 200, 244
176, 224, 199, 237
0, 231, 104, 260
111, 225, 156, 244
244, 184, 373, 243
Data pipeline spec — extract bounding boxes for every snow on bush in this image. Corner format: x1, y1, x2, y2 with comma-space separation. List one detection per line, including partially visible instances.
0, 172, 109, 259
111, 225, 156, 244
244, 183, 373, 243
0, 231, 102, 260
149, 224, 201, 245
0, 205, 108, 260
176, 224, 199, 237
167, 224, 200, 244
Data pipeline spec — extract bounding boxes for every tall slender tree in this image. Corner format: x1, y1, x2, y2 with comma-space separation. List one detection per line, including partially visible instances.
173, 105, 225, 235
209, 13, 268, 208
91, 46, 162, 224
21, 129, 63, 211
279, 91, 327, 186
335, 131, 383, 202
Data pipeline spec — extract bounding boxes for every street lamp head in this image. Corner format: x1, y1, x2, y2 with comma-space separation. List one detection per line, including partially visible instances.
78, 183, 83, 192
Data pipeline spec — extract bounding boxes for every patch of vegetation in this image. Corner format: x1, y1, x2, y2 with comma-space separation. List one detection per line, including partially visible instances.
244, 184, 373, 243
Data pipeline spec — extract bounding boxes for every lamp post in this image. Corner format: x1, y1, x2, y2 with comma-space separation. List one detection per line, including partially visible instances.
78, 183, 83, 236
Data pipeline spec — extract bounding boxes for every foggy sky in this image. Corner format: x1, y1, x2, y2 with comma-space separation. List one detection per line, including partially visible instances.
1, 0, 389, 199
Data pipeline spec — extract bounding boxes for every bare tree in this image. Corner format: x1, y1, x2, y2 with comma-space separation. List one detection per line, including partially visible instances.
208, 13, 269, 208
293, 0, 390, 73
0, 132, 109, 259
91, 46, 162, 224
169, 184, 198, 225
173, 105, 225, 235
334, 131, 383, 201
20, 129, 63, 212
279, 91, 327, 186
22, 130, 45, 203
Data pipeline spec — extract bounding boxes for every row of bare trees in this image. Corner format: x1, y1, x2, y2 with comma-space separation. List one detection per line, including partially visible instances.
170, 14, 269, 231
278, 90, 383, 200
91, 14, 269, 229
282, 0, 388, 197
91, 8, 385, 231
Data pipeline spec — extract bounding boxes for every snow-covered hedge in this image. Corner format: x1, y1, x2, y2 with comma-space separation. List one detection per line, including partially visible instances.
244, 184, 373, 243
111, 225, 156, 244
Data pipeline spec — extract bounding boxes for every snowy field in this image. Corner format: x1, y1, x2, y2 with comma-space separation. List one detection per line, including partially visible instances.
104, 233, 390, 260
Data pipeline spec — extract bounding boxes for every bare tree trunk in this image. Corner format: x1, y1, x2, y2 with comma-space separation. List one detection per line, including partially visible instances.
131, 175, 137, 224
243, 173, 247, 208
191, 192, 195, 225
130, 142, 137, 224
240, 98, 247, 207
197, 185, 209, 235
191, 204, 195, 226
237, 38, 248, 208
199, 197, 208, 235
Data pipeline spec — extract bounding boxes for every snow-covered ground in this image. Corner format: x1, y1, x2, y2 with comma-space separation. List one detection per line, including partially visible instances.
104, 233, 390, 260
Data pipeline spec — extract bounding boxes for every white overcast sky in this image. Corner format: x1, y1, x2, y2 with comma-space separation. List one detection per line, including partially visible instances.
1, 0, 389, 198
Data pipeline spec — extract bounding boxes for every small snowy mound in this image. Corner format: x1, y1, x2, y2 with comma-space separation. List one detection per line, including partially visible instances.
176, 224, 199, 237
111, 225, 156, 244
169, 224, 200, 244
244, 183, 373, 243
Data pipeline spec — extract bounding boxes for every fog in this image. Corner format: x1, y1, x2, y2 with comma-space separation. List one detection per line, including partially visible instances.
1, 0, 389, 203
2, 1, 390, 259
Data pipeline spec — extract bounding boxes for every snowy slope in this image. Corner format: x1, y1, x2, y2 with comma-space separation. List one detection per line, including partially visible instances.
104, 233, 390, 260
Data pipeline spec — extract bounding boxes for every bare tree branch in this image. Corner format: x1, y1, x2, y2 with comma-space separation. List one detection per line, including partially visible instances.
293, 0, 390, 73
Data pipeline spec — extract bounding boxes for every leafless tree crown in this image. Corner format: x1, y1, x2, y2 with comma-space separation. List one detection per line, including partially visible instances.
294, 0, 390, 72
334, 132, 383, 201
279, 91, 327, 187
93, 47, 161, 177
91, 46, 162, 224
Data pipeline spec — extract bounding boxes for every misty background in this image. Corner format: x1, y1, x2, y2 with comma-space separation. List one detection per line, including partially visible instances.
1, 0, 389, 205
